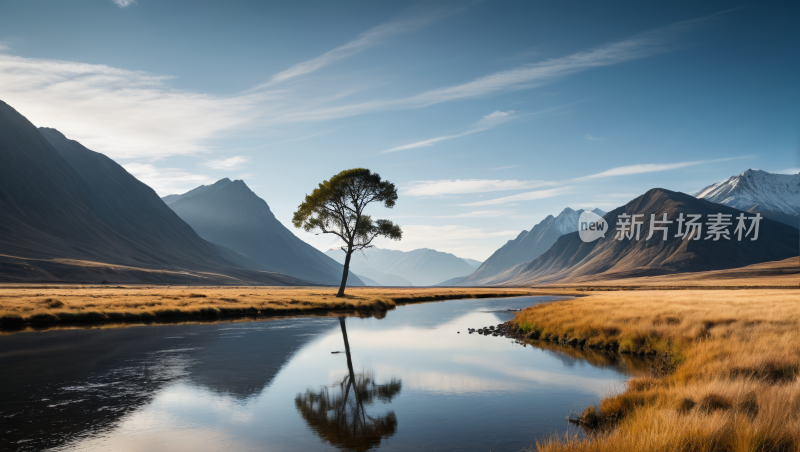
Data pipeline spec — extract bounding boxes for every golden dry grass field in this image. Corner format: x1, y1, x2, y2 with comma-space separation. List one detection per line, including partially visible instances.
0, 285, 558, 331
513, 289, 800, 452
2, 258, 798, 450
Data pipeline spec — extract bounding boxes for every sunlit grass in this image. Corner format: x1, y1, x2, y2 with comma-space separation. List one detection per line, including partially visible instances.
0, 285, 558, 330
513, 290, 800, 452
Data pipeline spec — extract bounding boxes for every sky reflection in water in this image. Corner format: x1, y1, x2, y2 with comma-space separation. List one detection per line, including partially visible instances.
0, 296, 646, 451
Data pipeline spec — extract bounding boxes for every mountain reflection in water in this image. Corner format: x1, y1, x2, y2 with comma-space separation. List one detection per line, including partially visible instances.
0, 296, 647, 451
296, 318, 401, 451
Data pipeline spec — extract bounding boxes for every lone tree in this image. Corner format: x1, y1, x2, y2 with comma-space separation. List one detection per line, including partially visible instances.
293, 168, 402, 297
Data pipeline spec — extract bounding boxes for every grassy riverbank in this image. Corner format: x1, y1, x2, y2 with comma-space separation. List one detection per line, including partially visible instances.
512, 289, 800, 452
0, 285, 560, 331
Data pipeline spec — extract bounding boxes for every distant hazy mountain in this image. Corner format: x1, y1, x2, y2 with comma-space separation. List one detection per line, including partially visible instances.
461, 258, 483, 268
325, 247, 475, 286
341, 259, 413, 286
481, 189, 798, 286
460, 207, 605, 285
0, 101, 305, 285
163, 179, 363, 286
353, 274, 382, 286
695, 169, 800, 228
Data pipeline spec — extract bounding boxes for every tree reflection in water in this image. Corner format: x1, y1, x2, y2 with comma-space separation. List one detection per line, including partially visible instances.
295, 317, 402, 451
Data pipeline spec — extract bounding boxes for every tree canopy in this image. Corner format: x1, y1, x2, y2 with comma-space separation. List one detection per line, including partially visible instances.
293, 168, 401, 296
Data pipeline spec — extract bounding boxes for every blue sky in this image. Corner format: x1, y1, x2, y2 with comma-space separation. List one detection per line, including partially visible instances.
0, 0, 797, 259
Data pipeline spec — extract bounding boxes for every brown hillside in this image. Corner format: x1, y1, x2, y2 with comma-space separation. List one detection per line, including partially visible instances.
499, 188, 798, 285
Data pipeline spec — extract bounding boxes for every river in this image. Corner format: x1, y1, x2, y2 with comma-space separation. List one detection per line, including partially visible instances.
0, 296, 648, 451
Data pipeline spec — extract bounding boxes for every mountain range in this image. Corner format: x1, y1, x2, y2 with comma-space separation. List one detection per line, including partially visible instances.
162, 179, 363, 286
477, 188, 798, 285
460, 207, 605, 285
325, 247, 477, 286
0, 101, 305, 285
1, 98, 796, 288
695, 169, 800, 228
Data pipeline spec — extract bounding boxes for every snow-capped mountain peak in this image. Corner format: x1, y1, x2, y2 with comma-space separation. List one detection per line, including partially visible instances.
553, 207, 606, 235
694, 169, 800, 216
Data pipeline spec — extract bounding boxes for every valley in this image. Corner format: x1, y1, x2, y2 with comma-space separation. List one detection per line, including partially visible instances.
0, 4, 798, 449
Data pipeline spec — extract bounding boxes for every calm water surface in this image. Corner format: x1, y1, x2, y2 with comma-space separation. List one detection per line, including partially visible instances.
0, 296, 647, 451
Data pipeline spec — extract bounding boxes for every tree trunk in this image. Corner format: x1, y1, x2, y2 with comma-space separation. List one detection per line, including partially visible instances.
337, 247, 353, 297
338, 316, 365, 432
339, 316, 356, 382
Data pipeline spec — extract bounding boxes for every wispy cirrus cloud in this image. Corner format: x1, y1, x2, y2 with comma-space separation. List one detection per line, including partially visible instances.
402, 179, 558, 196
123, 163, 213, 196
112, 0, 136, 7
418, 155, 748, 207
201, 156, 251, 170
586, 134, 603, 141
0, 11, 723, 163
573, 156, 752, 181
382, 110, 515, 153
462, 186, 574, 206
252, 9, 457, 89
282, 15, 713, 123
491, 165, 519, 170
575, 161, 705, 181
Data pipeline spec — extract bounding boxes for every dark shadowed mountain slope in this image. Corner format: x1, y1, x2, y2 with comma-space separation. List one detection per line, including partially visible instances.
326, 247, 475, 286
460, 207, 604, 285
695, 169, 800, 228
484, 189, 798, 286
163, 179, 363, 286
0, 101, 305, 285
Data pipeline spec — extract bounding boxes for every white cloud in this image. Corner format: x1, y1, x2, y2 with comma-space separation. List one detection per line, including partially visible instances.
462, 186, 574, 206
491, 165, 519, 170
575, 161, 705, 181
282, 19, 697, 123
573, 156, 752, 181
395, 12, 726, 108
112, 0, 136, 7
382, 135, 453, 153
0, 54, 261, 160
777, 168, 800, 175
586, 134, 603, 141
381, 110, 515, 153
406, 41, 647, 104
253, 12, 448, 89
0, 13, 717, 165
201, 156, 251, 170
123, 163, 213, 196
0, 43, 9, 52
473, 110, 515, 129
402, 179, 557, 196
433, 210, 514, 219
